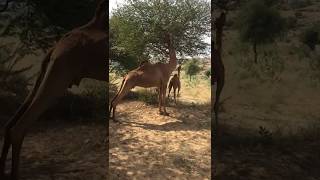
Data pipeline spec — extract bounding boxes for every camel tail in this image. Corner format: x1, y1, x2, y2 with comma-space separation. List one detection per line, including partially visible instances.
3, 48, 53, 128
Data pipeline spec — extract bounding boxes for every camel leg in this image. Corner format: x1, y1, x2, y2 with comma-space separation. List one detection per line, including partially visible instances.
158, 86, 163, 114
0, 94, 33, 177
110, 81, 133, 122
162, 84, 169, 116
109, 78, 126, 120
168, 83, 172, 98
214, 76, 224, 132
9, 60, 77, 179
174, 88, 177, 105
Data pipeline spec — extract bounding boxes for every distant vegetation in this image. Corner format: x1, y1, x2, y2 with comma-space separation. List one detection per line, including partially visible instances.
184, 59, 201, 81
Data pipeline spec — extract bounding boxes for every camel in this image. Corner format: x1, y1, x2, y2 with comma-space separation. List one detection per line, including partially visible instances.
213, 12, 226, 132
168, 65, 181, 104
109, 33, 178, 121
0, 0, 107, 179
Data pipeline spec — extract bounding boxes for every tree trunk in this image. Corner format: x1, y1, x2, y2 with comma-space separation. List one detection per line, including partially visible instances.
253, 42, 258, 64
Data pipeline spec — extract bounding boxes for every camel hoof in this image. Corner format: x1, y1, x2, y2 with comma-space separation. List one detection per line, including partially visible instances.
163, 112, 169, 116
159, 111, 164, 115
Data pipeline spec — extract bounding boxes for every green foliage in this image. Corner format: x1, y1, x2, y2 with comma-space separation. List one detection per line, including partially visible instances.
301, 24, 320, 51
137, 89, 158, 105
237, 0, 285, 45
205, 69, 211, 78
119, 89, 158, 105
110, 0, 210, 72
237, 0, 285, 63
44, 84, 106, 121
1, 0, 98, 51
184, 58, 201, 80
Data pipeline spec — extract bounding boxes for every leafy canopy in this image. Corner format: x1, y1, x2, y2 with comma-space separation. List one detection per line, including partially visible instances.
237, 0, 285, 45
110, 0, 211, 73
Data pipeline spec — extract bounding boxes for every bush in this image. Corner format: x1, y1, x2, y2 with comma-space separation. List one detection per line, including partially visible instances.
184, 59, 201, 80
43, 85, 107, 121
136, 89, 158, 105
205, 69, 211, 78
301, 24, 320, 50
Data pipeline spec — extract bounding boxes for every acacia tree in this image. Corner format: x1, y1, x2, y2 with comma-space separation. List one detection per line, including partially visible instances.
110, 0, 211, 73
0, 0, 96, 52
237, 0, 285, 63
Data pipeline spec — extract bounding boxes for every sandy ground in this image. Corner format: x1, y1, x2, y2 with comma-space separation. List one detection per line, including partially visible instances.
0, 120, 106, 180
109, 100, 211, 180
109, 73, 211, 179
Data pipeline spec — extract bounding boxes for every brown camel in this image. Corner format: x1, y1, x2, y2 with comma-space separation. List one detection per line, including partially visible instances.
0, 1, 107, 179
168, 65, 181, 104
109, 33, 178, 121
213, 12, 226, 131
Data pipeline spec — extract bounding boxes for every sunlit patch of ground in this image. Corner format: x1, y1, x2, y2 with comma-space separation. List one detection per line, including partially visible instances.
109, 100, 211, 179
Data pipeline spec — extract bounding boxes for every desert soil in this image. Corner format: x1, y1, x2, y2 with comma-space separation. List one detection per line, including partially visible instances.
0, 119, 106, 180
109, 91, 211, 179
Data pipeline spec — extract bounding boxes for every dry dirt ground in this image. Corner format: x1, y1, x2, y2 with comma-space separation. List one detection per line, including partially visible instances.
109, 74, 211, 179
0, 119, 106, 180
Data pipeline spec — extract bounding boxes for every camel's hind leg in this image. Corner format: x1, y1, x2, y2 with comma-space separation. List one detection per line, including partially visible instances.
9, 59, 77, 180
109, 78, 126, 120
110, 80, 133, 121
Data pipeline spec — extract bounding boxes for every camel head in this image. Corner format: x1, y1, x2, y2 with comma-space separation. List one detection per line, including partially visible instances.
164, 32, 173, 47
93, 0, 107, 29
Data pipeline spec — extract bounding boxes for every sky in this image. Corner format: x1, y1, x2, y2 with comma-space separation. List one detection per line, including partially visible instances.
109, 0, 211, 56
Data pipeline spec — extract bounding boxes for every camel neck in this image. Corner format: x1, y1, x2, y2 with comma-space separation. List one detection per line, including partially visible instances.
168, 44, 177, 71
88, 0, 107, 31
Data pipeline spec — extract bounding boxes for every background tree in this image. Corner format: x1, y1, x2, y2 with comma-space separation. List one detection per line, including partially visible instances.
109, 0, 211, 74
237, 0, 285, 63
184, 58, 201, 81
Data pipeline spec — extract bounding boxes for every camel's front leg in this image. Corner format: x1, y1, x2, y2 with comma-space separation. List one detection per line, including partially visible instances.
158, 85, 163, 114
174, 88, 177, 105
